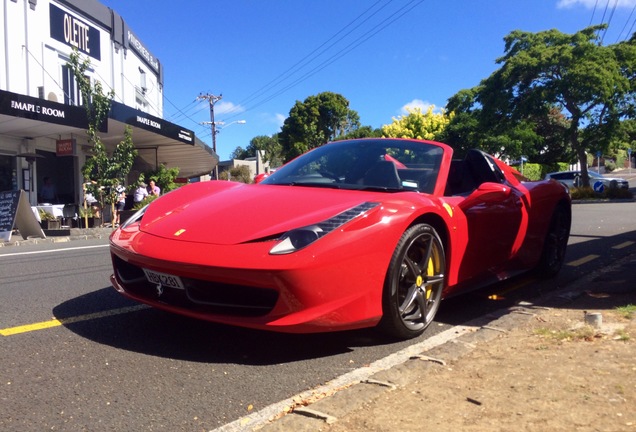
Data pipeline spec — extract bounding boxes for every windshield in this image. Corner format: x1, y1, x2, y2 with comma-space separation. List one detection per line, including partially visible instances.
261, 139, 444, 193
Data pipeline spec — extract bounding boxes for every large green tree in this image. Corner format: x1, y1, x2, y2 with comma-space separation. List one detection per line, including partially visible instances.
278, 92, 361, 161
68, 49, 137, 226
448, 25, 635, 186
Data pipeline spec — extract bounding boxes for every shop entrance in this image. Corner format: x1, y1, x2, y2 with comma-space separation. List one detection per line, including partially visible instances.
36, 150, 76, 204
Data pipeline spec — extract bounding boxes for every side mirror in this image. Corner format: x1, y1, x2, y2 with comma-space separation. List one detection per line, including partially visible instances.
459, 182, 511, 210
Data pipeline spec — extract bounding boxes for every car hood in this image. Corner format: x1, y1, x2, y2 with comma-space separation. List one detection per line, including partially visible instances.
139, 182, 385, 245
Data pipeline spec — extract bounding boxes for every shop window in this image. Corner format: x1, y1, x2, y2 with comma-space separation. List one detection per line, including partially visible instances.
139, 69, 147, 94
0, 155, 18, 191
62, 65, 87, 107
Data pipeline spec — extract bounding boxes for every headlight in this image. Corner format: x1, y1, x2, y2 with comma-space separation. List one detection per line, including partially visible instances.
120, 205, 148, 229
269, 202, 379, 255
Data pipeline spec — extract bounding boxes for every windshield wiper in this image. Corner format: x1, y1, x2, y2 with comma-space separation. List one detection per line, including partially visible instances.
358, 186, 403, 192
271, 182, 342, 189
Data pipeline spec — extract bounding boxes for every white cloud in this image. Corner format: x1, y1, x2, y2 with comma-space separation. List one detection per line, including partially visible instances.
258, 112, 286, 129
557, 0, 636, 9
400, 99, 436, 116
214, 100, 245, 116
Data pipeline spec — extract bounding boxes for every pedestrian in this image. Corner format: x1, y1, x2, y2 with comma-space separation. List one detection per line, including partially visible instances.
40, 176, 58, 203
148, 180, 161, 197
133, 182, 148, 203
113, 185, 126, 227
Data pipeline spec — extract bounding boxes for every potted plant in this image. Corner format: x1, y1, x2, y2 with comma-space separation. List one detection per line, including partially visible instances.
39, 208, 61, 230
79, 206, 102, 228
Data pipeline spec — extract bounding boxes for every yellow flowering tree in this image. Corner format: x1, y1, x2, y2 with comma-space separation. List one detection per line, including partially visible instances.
382, 106, 453, 140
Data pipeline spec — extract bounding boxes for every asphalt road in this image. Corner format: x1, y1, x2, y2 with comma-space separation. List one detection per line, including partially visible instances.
1, 201, 636, 431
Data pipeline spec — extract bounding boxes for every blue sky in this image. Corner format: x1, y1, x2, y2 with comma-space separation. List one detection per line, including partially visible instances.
102, 0, 636, 160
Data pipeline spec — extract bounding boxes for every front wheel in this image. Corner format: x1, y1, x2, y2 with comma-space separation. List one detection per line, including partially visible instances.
379, 224, 446, 340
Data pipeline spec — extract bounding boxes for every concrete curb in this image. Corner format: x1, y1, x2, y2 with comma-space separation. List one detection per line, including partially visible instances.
0, 228, 114, 247
220, 252, 635, 432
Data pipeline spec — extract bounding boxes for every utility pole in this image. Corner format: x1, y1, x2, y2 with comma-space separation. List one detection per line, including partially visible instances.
198, 93, 222, 179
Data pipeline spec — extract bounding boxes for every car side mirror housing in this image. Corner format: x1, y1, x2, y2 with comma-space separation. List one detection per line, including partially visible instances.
459, 182, 511, 210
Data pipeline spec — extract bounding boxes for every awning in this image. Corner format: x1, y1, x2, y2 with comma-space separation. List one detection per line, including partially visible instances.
0, 89, 217, 178
107, 102, 217, 178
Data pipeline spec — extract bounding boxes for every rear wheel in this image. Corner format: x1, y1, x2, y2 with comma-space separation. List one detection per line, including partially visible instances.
536, 205, 570, 278
379, 224, 446, 339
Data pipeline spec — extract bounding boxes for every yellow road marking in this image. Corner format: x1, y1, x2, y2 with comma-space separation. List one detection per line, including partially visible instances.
566, 254, 600, 267
0, 319, 63, 336
0, 305, 149, 337
612, 241, 635, 250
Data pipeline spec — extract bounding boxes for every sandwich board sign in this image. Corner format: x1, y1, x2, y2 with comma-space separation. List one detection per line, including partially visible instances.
0, 190, 45, 241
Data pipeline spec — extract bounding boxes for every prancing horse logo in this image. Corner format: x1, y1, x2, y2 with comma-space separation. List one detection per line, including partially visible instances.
155, 283, 164, 297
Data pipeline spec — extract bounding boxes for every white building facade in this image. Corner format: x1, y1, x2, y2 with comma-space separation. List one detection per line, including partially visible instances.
0, 0, 216, 205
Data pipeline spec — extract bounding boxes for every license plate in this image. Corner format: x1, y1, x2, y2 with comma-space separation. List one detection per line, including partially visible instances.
143, 269, 185, 290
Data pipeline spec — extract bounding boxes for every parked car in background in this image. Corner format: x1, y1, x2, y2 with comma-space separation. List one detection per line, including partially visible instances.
545, 170, 629, 190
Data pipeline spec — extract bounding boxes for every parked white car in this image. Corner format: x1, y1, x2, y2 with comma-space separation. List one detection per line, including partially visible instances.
545, 170, 629, 190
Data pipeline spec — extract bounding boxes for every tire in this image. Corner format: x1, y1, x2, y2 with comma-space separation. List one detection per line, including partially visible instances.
536, 205, 570, 278
379, 224, 446, 339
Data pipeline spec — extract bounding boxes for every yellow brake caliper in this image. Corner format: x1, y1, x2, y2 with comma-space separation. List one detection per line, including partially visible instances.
425, 256, 435, 300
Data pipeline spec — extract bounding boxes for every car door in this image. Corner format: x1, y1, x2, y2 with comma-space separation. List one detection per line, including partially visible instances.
455, 151, 525, 284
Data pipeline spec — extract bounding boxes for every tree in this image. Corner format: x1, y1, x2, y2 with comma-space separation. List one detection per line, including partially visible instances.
337, 125, 383, 140
609, 119, 636, 168
229, 146, 250, 160
278, 92, 361, 161
531, 107, 573, 164
230, 135, 284, 168
67, 49, 137, 227
251, 134, 283, 167
445, 92, 569, 162
382, 106, 452, 141
219, 165, 252, 183
457, 25, 635, 186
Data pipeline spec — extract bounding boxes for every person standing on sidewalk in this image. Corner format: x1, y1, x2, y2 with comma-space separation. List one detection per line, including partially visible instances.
133, 182, 148, 204
113, 185, 126, 227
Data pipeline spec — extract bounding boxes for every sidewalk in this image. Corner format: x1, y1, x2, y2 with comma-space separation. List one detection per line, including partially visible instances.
252, 252, 636, 432
0, 227, 114, 247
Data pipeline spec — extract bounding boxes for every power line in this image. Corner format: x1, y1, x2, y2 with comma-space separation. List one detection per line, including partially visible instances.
627, 17, 636, 40
589, 0, 600, 25
231, 0, 392, 112
599, 0, 611, 25
237, 0, 426, 116
615, 1, 636, 42
165, 0, 425, 124
221, 0, 426, 122
600, 0, 619, 44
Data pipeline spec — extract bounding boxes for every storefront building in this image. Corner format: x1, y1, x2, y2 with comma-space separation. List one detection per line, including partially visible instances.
0, 0, 217, 205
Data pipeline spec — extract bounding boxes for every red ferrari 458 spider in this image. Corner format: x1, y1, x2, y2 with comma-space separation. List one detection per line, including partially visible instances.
110, 138, 571, 339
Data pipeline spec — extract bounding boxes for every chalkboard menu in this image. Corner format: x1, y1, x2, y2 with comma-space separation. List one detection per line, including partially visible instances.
0, 190, 45, 241
0, 190, 20, 241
